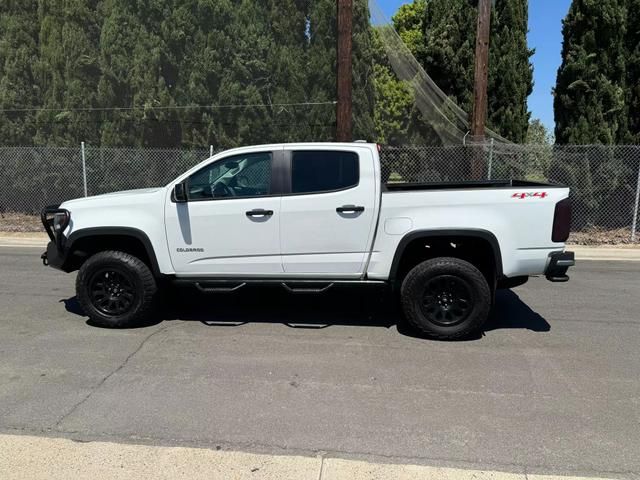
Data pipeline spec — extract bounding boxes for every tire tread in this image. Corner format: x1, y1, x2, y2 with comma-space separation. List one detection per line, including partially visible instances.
400, 257, 491, 340
76, 250, 157, 328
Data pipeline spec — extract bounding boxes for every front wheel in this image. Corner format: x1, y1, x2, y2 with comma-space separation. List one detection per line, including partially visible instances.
76, 250, 157, 328
400, 257, 492, 340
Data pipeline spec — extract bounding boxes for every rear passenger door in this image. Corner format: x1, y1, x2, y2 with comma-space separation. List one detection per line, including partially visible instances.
279, 148, 377, 277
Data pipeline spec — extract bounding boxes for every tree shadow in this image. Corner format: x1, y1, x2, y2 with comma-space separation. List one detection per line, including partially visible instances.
61, 285, 550, 339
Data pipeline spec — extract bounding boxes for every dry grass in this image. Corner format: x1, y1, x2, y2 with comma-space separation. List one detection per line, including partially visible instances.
568, 227, 637, 246
0, 212, 42, 232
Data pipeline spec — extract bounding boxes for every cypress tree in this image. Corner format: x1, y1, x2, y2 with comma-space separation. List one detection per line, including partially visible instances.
164, 0, 233, 148
214, 0, 274, 147
351, 0, 376, 140
35, 0, 103, 146
0, 0, 40, 145
488, 0, 533, 143
625, 0, 640, 143
307, 0, 376, 142
418, 0, 533, 141
554, 0, 627, 144
264, 0, 314, 142
98, 0, 179, 147
421, 0, 477, 116
306, 0, 337, 141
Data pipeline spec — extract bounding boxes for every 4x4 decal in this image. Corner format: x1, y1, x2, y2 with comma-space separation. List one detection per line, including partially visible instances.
512, 192, 548, 199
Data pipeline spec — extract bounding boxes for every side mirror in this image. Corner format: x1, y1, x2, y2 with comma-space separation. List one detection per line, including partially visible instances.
173, 182, 188, 203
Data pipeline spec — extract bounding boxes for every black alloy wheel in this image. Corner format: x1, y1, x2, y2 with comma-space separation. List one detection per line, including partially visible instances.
400, 257, 492, 340
89, 268, 137, 316
421, 275, 473, 327
76, 250, 157, 328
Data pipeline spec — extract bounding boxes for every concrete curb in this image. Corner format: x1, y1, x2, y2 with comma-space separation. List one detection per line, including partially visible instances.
570, 246, 640, 262
0, 434, 617, 480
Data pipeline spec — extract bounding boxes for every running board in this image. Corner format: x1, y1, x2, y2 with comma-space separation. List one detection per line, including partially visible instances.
195, 282, 246, 293
281, 282, 334, 294
175, 278, 386, 293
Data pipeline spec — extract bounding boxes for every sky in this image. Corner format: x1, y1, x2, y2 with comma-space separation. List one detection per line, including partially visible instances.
377, 0, 573, 132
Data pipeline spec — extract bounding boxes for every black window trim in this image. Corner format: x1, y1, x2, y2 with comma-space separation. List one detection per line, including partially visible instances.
281, 149, 361, 197
183, 150, 287, 203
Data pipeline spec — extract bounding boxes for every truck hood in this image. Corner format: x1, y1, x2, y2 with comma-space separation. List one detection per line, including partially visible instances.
61, 187, 165, 209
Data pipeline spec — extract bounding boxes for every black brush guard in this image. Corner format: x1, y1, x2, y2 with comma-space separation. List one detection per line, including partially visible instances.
40, 205, 70, 265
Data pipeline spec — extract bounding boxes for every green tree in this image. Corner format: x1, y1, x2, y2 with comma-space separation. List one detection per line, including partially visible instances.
526, 119, 553, 145
554, 0, 627, 144
373, 0, 430, 144
392, 0, 426, 59
488, 0, 533, 143
421, 0, 477, 115
391, 0, 534, 142
164, 0, 234, 148
0, 0, 40, 145
307, 0, 376, 142
263, 0, 314, 142
373, 29, 414, 144
35, 0, 103, 146
98, 0, 179, 147
625, 0, 640, 143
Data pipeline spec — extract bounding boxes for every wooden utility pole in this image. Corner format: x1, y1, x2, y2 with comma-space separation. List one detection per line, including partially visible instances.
336, 0, 353, 142
470, 0, 492, 178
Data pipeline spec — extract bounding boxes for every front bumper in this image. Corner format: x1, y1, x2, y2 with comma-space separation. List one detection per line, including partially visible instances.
40, 205, 71, 271
545, 251, 575, 282
41, 241, 68, 271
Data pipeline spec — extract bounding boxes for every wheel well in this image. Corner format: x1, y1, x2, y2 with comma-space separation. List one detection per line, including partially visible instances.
66, 234, 155, 273
393, 234, 499, 286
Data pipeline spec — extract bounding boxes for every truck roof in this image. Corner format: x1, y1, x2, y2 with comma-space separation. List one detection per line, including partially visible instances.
211, 142, 377, 158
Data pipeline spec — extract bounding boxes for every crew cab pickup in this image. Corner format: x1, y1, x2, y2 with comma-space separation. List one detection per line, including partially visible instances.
42, 143, 574, 339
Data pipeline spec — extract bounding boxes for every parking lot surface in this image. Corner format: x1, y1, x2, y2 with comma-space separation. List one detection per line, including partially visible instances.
0, 247, 638, 479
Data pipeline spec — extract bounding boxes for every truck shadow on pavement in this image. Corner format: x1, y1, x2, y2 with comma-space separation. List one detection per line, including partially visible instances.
62, 286, 550, 340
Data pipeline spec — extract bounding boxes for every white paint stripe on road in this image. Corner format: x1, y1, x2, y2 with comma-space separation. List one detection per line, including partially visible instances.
0, 434, 616, 480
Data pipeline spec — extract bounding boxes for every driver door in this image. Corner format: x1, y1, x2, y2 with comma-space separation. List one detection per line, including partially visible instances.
165, 150, 283, 276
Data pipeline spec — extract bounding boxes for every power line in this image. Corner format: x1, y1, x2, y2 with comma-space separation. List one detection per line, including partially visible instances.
0, 100, 337, 114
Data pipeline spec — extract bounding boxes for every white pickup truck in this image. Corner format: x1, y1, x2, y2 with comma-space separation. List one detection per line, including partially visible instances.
42, 142, 574, 339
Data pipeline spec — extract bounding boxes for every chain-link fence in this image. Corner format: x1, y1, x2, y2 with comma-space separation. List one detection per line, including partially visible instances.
1, 144, 639, 244
380, 144, 640, 244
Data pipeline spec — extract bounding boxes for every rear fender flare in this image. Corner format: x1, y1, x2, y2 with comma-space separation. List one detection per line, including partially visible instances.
388, 229, 503, 282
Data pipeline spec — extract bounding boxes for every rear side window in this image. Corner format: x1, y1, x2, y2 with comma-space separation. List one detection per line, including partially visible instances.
291, 151, 359, 194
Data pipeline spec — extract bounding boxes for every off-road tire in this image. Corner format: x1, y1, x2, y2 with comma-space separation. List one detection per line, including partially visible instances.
400, 257, 491, 340
76, 250, 157, 328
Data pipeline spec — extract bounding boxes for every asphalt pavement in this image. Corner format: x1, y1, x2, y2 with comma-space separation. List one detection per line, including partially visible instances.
0, 247, 638, 479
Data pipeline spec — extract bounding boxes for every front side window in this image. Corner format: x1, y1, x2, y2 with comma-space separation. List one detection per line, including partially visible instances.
291, 151, 359, 194
187, 152, 272, 200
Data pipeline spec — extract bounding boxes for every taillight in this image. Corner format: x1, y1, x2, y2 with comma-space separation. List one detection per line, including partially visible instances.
552, 198, 572, 242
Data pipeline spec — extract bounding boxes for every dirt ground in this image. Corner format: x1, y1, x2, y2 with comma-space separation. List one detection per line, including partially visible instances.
0, 213, 41, 232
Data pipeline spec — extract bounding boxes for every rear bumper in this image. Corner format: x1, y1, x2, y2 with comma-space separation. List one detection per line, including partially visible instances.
545, 251, 575, 282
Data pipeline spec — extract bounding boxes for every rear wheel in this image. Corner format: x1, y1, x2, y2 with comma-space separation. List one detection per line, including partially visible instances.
400, 257, 491, 340
76, 250, 157, 328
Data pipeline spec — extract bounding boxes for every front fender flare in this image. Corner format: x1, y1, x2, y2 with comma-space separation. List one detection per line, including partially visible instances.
66, 227, 161, 277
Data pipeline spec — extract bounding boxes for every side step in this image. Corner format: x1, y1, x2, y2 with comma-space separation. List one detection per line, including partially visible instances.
175, 278, 387, 294
195, 282, 246, 293
281, 282, 334, 294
